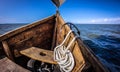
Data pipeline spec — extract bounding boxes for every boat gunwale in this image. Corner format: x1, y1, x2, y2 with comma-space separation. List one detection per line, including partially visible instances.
0, 15, 56, 41
55, 16, 109, 71
77, 38, 109, 72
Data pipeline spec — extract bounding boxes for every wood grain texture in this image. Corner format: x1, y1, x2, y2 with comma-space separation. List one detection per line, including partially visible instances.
0, 57, 30, 72
56, 15, 85, 72
2, 41, 14, 61
1, 16, 56, 57
55, 15, 109, 72
0, 15, 56, 41
20, 47, 57, 64
77, 38, 109, 72
0, 14, 109, 72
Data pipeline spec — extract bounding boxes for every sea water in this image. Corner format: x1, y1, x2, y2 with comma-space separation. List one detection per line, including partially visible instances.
76, 24, 120, 72
0, 24, 120, 72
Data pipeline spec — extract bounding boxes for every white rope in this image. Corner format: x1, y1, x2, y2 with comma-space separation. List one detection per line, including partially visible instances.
54, 30, 78, 72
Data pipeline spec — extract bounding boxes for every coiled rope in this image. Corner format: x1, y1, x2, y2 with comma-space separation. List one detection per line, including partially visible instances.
54, 30, 78, 72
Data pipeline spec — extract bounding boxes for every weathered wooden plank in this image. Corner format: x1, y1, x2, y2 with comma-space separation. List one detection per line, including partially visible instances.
2, 41, 14, 61
0, 57, 30, 72
51, 12, 58, 50
56, 15, 109, 72
20, 47, 57, 64
56, 15, 86, 72
1, 16, 56, 57
0, 15, 56, 41
77, 38, 109, 72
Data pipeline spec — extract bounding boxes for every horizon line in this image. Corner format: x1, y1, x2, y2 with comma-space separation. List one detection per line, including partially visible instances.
0, 23, 120, 25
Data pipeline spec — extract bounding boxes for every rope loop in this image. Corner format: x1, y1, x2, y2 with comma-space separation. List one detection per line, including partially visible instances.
54, 30, 78, 72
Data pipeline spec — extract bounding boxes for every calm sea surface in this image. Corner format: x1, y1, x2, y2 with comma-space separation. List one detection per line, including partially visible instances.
0, 24, 120, 72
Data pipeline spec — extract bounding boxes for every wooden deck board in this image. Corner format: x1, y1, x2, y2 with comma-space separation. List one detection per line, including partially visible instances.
20, 47, 57, 64
0, 57, 30, 72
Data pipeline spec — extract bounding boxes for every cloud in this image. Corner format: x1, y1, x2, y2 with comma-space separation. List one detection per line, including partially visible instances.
91, 20, 96, 23
90, 17, 120, 24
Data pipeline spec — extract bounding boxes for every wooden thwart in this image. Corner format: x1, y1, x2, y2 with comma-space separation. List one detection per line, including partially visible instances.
20, 47, 57, 64
0, 57, 30, 72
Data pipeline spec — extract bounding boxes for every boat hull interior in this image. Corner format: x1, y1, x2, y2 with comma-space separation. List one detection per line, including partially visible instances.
0, 14, 109, 72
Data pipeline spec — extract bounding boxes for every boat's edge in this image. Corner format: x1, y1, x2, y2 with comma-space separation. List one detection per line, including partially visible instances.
0, 13, 110, 72
56, 14, 109, 72
77, 38, 110, 72
0, 15, 56, 41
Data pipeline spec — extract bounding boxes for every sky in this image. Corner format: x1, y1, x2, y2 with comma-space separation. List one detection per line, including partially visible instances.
0, 0, 120, 24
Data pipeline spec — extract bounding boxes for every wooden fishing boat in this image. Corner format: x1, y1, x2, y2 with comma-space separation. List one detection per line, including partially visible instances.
0, 0, 109, 72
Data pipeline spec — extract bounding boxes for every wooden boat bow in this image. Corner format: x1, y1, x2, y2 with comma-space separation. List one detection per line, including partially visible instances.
0, 0, 110, 72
